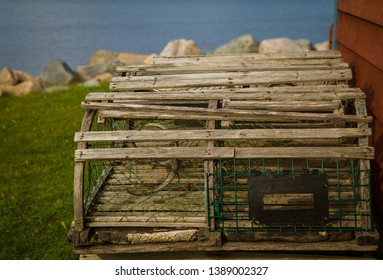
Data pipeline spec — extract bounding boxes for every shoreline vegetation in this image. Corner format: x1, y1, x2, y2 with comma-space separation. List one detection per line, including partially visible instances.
0, 34, 329, 98
0, 84, 109, 259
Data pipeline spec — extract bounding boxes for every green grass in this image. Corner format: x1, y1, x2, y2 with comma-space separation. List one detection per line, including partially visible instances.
0, 84, 108, 259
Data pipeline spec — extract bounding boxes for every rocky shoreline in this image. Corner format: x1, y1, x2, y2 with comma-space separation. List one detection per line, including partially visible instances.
0, 34, 329, 97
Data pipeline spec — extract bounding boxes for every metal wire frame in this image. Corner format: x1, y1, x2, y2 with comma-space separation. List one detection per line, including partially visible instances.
206, 158, 372, 233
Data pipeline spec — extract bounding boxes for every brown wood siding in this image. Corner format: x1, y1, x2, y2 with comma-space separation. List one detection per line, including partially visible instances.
336, 0, 383, 215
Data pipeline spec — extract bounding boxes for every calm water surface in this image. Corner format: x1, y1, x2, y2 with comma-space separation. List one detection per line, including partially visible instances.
0, 0, 335, 75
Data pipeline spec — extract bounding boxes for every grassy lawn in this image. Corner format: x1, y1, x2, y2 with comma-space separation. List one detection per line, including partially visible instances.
0, 84, 108, 259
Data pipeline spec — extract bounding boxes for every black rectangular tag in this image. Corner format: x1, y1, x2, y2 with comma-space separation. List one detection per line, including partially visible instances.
248, 170, 329, 225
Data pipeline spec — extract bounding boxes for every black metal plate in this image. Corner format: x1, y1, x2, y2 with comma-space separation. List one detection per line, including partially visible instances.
248, 171, 329, 225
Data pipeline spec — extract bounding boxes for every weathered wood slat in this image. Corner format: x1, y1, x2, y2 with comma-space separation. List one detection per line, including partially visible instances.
110, 69, 352, 90
86, 85, 365, 102
82, 102, 371, 123
86, 211, 206, 227
75, 128, 371, 142
115, 62, 350, 76
106, 176, 204, 185
86, 221, 206, 228
75, 146, 374, 161
216, 219, 363, 229
98, 111, 347, 128
354, 98, 372, 229
90, 202, 205, 212
148, 51, 342, 65
226, 100, 341, 112
84, 166, 113, 214
74, 239, 378, 255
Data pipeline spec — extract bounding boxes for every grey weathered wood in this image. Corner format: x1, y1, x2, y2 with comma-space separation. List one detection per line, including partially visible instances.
82, 102, 371, 123
74, 162, 85, 231
110, 69, 352, 91
84, 166, 112, 215
115, 62, 350, 76
354, 98, 372, 229
73, 240, 377, 255
204, 100, 217, 230
226, 100, 342, 111
75, 128, 371, 143
86, 86, 365, 102
75, 146, 374, 161
73, 109, 96, 232
147, 51, 343, 65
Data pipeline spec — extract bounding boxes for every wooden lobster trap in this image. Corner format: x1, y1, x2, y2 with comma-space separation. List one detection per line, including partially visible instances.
68, 51, 379, 255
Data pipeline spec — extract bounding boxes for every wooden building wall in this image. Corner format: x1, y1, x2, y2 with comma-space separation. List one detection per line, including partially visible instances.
335, 0, 383, 215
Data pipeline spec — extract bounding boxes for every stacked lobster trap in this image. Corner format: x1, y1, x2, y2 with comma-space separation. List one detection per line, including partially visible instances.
68, 51, 379, 255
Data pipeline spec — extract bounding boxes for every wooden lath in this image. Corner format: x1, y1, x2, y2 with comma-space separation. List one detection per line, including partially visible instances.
110, 69, 352, 90
86, 85, 366, 102
75, 146, 374, 162
82, 102, 371, 123
74, 128, 371, 142
145, 50, 344, 65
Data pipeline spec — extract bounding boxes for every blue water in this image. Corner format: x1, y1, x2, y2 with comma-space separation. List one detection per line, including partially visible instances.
0, 0, 335, 76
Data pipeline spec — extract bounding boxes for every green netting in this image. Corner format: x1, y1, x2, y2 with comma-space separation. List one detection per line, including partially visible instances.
206, 158, 372, 232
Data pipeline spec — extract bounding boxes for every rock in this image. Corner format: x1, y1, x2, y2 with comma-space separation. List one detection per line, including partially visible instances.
0, 68, 42, 97
160, 39, 200, 57
117, 53, 152, 64
315, 40, 330, 51
40, 59, 80, 88
214, 34, 259, 54
88, 49, 152, 65
94, 72, 113, 83
11, 80, 40, 96
295, 39, 314, 52
76, 61, 123, 81
88, 50, 119, 65
1, 80, 41, 97
0, 67, 17, 86
259, 37, 303, 53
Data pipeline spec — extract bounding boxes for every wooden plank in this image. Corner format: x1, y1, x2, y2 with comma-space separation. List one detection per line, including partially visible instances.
205, 100, 218, 230
82, 102, 372, 123
75, 128, 371, 143
354, 98, 372, 229
86, 86, 365, 102
86, 212, 206, 227
84, 166, 113, 214
74, 162, 85, 231
233, 146, 374, 159
115, 62, 350, 76
226, 100, 342, 112
94, 229, 199, 245
109, 69, 352, 90
73, 109, 96, 231
86, 221, 206, 228
97, 111, 348, 129
216, 219, 362, 229
95, 193, 205, 205
91, 203, 205, 212
148, 51, 342, 64
73, 240, 378, 255
75, 146, 374, 161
